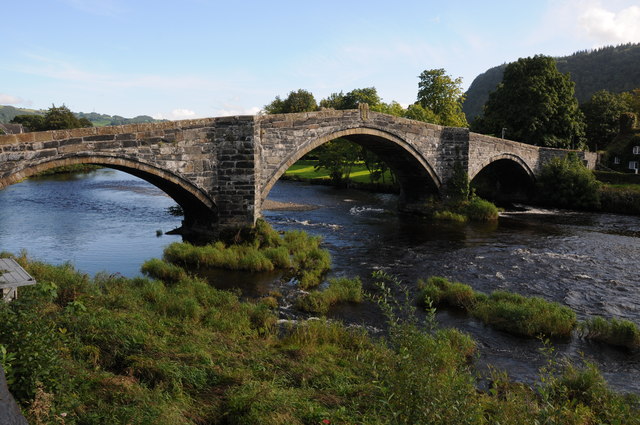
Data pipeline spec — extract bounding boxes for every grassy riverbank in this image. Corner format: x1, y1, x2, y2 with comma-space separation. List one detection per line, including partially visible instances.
0, 251, 638, 424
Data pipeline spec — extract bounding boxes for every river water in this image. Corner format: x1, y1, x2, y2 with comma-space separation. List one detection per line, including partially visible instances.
1, 169, 639, 392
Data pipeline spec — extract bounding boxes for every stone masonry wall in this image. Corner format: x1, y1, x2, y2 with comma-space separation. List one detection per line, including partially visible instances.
0, 109, 597, 232
256, 108, 471, 202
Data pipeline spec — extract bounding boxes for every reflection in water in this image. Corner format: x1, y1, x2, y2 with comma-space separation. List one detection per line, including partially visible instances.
0, 169, 182, 277
0, 171, 639, 393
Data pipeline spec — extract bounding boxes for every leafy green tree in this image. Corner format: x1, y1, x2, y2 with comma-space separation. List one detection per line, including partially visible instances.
403, 103, 438, 123
536, 154, 600, 209
314, 139, 361, 186
11, 104, 92, 131
319, 87, 381, 110
473, 56, 585, 148
263, 89, 317, 114
10, 114, 46, 131
620, 88, 640, 117
417, 68, 468, 127
581, 90, 629, 151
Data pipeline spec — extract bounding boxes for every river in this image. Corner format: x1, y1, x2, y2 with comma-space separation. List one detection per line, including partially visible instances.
1, 168, 639, 392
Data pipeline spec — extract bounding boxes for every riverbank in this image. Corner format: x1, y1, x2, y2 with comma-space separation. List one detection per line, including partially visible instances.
2, 253, 638, 424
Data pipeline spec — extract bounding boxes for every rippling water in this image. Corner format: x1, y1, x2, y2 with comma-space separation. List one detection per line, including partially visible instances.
0, 170, 638, 392
264, 181, 640, 393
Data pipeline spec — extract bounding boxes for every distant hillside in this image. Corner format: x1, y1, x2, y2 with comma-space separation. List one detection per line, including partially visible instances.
464, 43, 640, 122
0, 105, 43, 123
0, 105, 163, 127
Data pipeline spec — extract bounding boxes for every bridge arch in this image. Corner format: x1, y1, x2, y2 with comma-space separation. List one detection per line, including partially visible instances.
260, 126, 442, 209
0, 154, 218, 233
470, 154, 535, 203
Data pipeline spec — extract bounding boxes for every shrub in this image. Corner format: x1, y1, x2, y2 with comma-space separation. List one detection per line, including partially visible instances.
598, 186, 640, 214
579, 316, 640, 350
296, 277, 363, 314
464, 196, 499, 221
472, 291, 577, 338
536, 154, 601, 209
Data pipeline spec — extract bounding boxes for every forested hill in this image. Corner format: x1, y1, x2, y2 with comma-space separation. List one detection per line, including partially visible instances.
463, 43, 640, 122
0, 105, 161, 126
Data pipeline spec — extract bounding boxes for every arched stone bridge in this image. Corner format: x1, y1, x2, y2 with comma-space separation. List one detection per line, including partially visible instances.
0, 106, 596, 235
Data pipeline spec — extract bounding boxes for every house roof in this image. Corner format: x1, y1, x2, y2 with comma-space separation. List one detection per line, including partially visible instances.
0, 124, 25, 134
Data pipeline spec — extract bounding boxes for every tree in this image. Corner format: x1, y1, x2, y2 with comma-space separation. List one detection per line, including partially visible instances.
319, 87, 381, 110
581, 90, 629, 151
10, 114, 46, 131
314, 139, 361, 186
417, 69, 467, 127
403, 103, 438, 123
473, 56, 585, 148
263, 89, 317, 114
11, 104, 92, 131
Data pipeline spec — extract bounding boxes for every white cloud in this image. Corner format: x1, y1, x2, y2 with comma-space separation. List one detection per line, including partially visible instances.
579, 5, 640, 43
152, 109, 199, 120
213, 106, 261, 117
0, 94, 30, 105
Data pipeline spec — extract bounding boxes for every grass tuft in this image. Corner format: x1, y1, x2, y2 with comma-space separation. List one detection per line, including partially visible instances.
579, 316, 640, 350
296, 277, 363, 314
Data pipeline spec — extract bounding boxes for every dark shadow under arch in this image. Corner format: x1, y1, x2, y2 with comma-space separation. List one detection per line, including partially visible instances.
470, 156, 535, 204
1, 155, 218, 233
261, 127, 442, 210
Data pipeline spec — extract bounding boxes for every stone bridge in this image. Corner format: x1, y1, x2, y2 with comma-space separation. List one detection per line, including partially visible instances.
0, 107, 596, 235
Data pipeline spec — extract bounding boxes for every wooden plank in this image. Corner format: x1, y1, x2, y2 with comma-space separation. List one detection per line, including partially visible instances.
0, 259, 36, 288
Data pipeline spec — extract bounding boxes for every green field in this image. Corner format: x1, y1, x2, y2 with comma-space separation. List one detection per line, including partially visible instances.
284, 160, 394, 184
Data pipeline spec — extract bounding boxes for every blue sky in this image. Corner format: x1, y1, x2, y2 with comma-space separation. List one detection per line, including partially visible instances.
2, 0, 639, 119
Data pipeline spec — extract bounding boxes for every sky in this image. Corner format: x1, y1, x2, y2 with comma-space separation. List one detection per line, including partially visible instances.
1, 0, 640, 120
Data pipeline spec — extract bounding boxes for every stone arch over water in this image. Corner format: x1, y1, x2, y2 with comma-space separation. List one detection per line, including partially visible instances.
259, 126, 442, 211
470, 154, 536, 203
0, 155, 218, 233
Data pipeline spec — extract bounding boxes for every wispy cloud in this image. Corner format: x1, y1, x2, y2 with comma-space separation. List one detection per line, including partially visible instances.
0, 94, 31, 106
14, 53, 230, 92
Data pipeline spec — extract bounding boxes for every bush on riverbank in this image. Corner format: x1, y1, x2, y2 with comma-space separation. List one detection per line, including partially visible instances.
0, 256, 638, 424
296, 277, 363, 314
163, 220, 331, 289
537, 155, 601, 210
418, 276, 577, 338
598, 185, 640, 214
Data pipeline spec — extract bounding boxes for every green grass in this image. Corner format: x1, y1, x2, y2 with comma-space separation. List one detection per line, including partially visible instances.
0, 256, 637, 424
296, 277, 363, 314
579, 316, 640, 350
472, 291, 577, 338
418, 277, 577, 338
163, 220, 331, 289
284, 159, 394, 184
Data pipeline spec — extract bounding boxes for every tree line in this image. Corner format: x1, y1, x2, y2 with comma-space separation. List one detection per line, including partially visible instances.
262, 69, 468, 186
